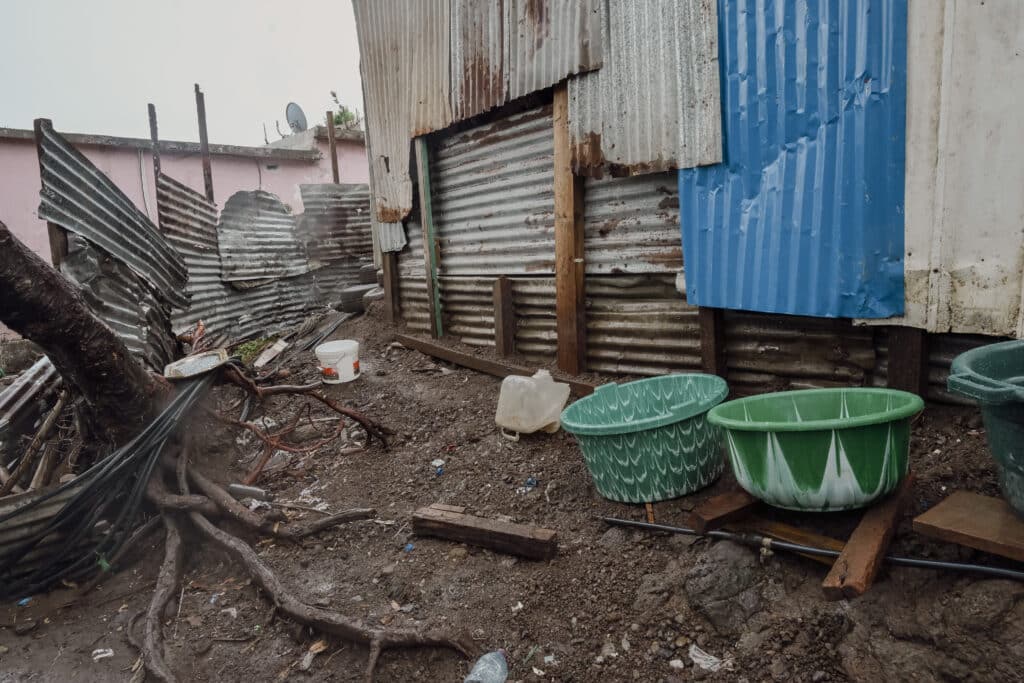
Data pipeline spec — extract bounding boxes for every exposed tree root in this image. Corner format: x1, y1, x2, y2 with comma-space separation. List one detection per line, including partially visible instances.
139, 514, 185, 683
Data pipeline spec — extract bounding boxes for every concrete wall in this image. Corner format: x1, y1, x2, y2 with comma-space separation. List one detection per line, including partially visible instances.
0, 132, 368, 340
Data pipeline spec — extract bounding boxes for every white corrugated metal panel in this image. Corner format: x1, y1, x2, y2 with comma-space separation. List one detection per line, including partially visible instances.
397, 221, 430, 333
354, 0, 451, 223
506, 0, 604, 101
584, 172, 682, 274
568, 0, 722, 176
433, 106, 555, 275
452, 0, 508, 120
377, 222, 408, 253
297, 184, 373, 265
586, 275, 699, 375
217, 191, 309, 285
863, 0, 1024, 337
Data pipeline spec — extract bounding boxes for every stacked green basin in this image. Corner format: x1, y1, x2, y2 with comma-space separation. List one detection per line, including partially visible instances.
560, 374, 728, 503
948, 340, 1024, 516
708, 388, 923, 511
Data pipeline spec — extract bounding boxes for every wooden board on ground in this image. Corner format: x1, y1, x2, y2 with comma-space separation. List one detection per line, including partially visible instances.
913, 490, 1024, 563
692, 489, 760, 533
729, 516, 845, 567
412, 503, 558, 560
822, 473, 916, 600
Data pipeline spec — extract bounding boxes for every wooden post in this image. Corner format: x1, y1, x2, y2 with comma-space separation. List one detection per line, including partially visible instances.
33, 119, 68, 269
553, 85, 586, 375
493, 276, 515, 356
194, 83, 214, 203
382, 251, 401, 323
698, 307, 727, 377
414, 137, 443, 338
887, 326, 928, 395
325, 111, 340, 183
147, 103, 161, 180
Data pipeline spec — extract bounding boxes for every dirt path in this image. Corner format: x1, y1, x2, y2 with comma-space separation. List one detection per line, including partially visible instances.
1, 311, 1020, 682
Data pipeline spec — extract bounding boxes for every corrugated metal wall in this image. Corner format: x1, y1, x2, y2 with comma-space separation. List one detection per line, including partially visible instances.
584, 172, 682, 274
568, 0, 722, 176
397, 220, 431, 335
451, 0, 508, 121
217, 190, 310, 286
297, 184, 373, 266
679, 0, 908, 319
432, 106, 556, 275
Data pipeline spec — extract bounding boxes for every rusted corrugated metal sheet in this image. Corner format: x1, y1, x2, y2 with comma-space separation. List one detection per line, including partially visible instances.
354, 0, 451, 223
433, 106, 555, 275
452, 0, 508, 120
297, 184, 373, 266
506, 0, 604, 101
217, 190, 310, 286
724, 312, 878, 395
871, 330, 998, 405
61, 234, 175, 370
586, 276, 699, 375
510, 278, 557, 363
583, 172, 681, 274
0, 358, 60, 457
397, 220, 431, 334
441, 277, 495, 347
36, 121, 188, 308
0, 483, 88, 587
568, 0, 722, 177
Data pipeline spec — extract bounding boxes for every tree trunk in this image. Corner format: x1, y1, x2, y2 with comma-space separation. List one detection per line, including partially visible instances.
0, 220, 161, 445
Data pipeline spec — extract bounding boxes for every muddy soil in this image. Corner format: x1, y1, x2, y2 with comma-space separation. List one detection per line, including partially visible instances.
1, 309, 1021, 683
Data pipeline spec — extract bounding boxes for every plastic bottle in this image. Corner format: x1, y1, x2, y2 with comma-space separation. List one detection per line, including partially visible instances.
494, 369, 571, 439
463, 650, 508, 683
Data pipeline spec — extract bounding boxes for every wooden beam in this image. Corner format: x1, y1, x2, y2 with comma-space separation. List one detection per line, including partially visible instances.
692, 489, 760, 533
493, 276, 516, 357
412, 503, 558, 560
730, 517, 845, 567
33, 119, 68, 268
147, 103, 161, 181
193, 84, 214, 203
395, 333, 595, 397
887, 326, 928, 395
914, 490, 1024, 563
382, 251, 401, 323
325, 111, 340, 183
414, 137, 443, 338
698, 307, 727, 377
822, 473, 915, 600
553, 85, 586, 375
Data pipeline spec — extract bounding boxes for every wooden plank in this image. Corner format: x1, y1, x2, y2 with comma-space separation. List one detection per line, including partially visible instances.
914, 490, 1024, 563
645, 502, 656, 524
412, 505, 558, 560
887, 326, 928, 395
194, 84, 215, 203
395, 333, 596, 397
698, 307, 726, 377
493, 276, 516, 357
325, 111, 340, 183
730, 517, 845, 567
692, 490, 759, 533
382, 251, 401, 323
428, 503, 467, 514
553, 84, 586, 375
822, 473, 916, 600
414, 137, 443, 338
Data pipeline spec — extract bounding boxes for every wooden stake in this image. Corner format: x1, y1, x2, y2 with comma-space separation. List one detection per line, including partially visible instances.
325, 111, 340, 183
887, 326, 928, 395
645, 502, 656, 524
553, 85, 586, 375
698, 307, 727, 377
692, 489, 759, 533
412, 503, 558, 560
493, 276, 515, 357
382, 251, 401, 323
822, 473, 915, 600
414, 137, 443, 338
193, 84, 214, 203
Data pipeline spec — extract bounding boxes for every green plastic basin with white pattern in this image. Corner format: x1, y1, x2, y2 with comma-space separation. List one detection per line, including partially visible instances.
707, 388, 924, 511
560, 374, 728, 503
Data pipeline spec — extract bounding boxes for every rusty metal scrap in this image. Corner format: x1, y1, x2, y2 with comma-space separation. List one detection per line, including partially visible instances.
297, 184, 373, 266
216, 190, 311, 286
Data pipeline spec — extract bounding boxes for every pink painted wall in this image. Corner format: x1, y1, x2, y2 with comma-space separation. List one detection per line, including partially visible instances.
0, 134, 367, 340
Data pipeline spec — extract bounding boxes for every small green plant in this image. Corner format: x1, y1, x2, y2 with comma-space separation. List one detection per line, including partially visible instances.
330, 91, 363, 131
235, 337, 275, 365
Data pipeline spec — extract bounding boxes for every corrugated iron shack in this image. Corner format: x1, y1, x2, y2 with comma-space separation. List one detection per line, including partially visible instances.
355, 0, 1024, 400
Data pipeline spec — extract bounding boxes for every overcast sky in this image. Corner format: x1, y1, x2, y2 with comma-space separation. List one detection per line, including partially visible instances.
0, 1, 364, 147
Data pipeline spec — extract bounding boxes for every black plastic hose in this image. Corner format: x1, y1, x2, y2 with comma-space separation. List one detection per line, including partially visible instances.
603, 517, 1024, 583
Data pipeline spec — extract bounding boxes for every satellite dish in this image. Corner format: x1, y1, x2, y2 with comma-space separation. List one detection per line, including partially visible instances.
285, 102, 308, 133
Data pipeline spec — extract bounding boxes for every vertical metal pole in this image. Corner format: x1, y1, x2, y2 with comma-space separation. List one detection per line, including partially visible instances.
33, 119, 68, 269
194, 83, 214, 203
326, 110, 340, 183
147, 103, 161, 180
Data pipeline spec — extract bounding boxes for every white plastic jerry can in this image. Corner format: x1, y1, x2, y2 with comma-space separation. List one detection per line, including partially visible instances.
494, 369, 571, 440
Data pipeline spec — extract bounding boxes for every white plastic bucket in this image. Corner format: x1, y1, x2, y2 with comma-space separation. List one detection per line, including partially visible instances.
314, 340, 360, 383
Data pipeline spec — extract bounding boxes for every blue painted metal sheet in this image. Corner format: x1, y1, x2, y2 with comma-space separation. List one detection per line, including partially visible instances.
679, 0, 907, 318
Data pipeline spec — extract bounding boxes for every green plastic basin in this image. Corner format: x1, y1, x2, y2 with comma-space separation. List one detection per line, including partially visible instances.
560, 374, 728, 503
707, 388, 923, 511
948, 340, 1024, 516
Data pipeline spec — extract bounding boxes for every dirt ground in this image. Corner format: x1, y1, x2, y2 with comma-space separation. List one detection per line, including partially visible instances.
2, 308, 1022, 683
